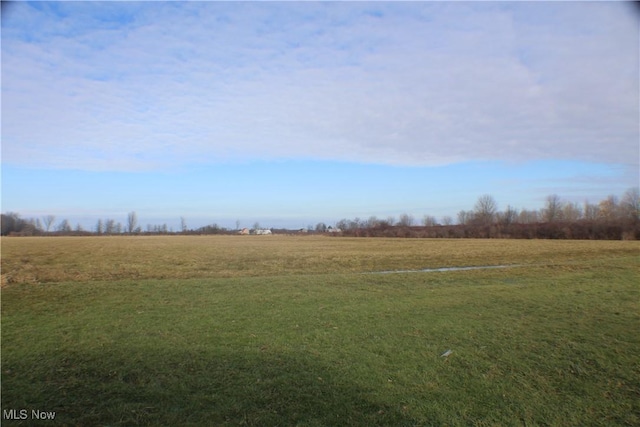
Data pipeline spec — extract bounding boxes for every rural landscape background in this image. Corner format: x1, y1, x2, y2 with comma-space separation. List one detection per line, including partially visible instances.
2, 1, 639, 426
2, 187, 639, 239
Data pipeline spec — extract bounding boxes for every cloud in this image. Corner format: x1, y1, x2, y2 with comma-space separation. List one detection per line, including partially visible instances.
2, 2, 638, 171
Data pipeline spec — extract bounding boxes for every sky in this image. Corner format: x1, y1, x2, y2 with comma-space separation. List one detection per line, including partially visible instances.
2, 1, 639, 230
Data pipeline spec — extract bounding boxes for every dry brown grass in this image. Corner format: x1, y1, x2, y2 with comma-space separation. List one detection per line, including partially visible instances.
1, 235, 638, 285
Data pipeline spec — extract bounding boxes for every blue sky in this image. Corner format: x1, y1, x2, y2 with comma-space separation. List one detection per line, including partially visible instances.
2, 1, 638, 230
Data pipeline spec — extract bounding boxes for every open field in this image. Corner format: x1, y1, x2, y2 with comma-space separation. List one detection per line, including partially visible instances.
2, 235, 638, 284
2, 236, 639, 425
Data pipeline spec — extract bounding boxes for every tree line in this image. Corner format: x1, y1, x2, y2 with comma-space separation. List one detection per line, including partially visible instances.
0, 210, 239, 237
331, 188, 639, 240
2, 187, 639, 240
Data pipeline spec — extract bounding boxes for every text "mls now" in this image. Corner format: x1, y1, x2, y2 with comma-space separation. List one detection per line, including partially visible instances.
3, 409, 56, 420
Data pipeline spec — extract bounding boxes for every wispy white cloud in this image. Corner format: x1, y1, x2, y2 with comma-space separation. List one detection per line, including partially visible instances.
2, 2, 638, 171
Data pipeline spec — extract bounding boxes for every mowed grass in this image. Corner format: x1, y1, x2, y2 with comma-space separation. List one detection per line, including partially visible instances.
1, 236, 639, 426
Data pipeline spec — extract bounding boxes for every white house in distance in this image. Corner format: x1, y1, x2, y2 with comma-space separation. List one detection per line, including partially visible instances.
253, 229, 272, 235
237, 228, 272, 235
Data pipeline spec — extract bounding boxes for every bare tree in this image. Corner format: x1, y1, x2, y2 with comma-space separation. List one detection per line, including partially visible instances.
583, 201, 599, 221
352, 217, 363, 229
474, 195, 497, 225
180, 216, 188, 233
365, 216, 380, 228
105, 219, 116, 234
397, 213, 414, 227
96, 219, 104, 234
30, 218, 43, 233
57, 219, 72, 233
23, 218, 39, 235
543, 195, 563, 222
441, 216, 453, 226
422, 215, 437, 227
1, 212, 24, 235
598, 195, 619, 221
620, 187, 640, 221
457, 210, 471, 225
518, 209, 538, 224
43, 215, 56, 232
562, 202, 582, 222
498, 205, 518, 226
127, 211, 138, 234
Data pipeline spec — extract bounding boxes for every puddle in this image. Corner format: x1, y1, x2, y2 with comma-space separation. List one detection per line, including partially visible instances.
367, 264, 522, 275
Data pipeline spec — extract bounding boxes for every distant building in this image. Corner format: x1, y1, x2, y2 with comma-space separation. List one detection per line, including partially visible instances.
238, 228, 250, 235
254, 229, 272, 235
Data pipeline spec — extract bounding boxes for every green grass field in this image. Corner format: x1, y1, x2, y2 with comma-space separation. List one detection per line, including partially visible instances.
2, 236, 639, 426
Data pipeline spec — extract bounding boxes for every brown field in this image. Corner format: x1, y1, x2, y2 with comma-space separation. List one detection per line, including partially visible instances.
2, 235, 638, 285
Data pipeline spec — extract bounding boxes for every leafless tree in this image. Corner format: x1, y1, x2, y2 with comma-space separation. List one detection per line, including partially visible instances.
457, 210, 471, 225
498, 205, 518, 226
397, 213, 414, 227
57, 219, 72, 233
127, 211, 138, 234
96, 219, 104, 234
441, 216, 453, 226
422, 215, 437, 227
562, 202, 582, 222
621, 187, 640, 221
518, 209, 538, 224
1, 212, 23, 235
105, 219, 117, 234
180, 217, 188, 233
598, 195, 619, 221
365, 216, 380, 228
543, 195, 563, 222
583, 201, 599, 221
474, 195, 497, 225
43, 215, 56, 232
352, 217, 363, 229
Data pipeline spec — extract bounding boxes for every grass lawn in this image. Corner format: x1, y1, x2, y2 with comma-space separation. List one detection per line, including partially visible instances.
1, 236, 639, 425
